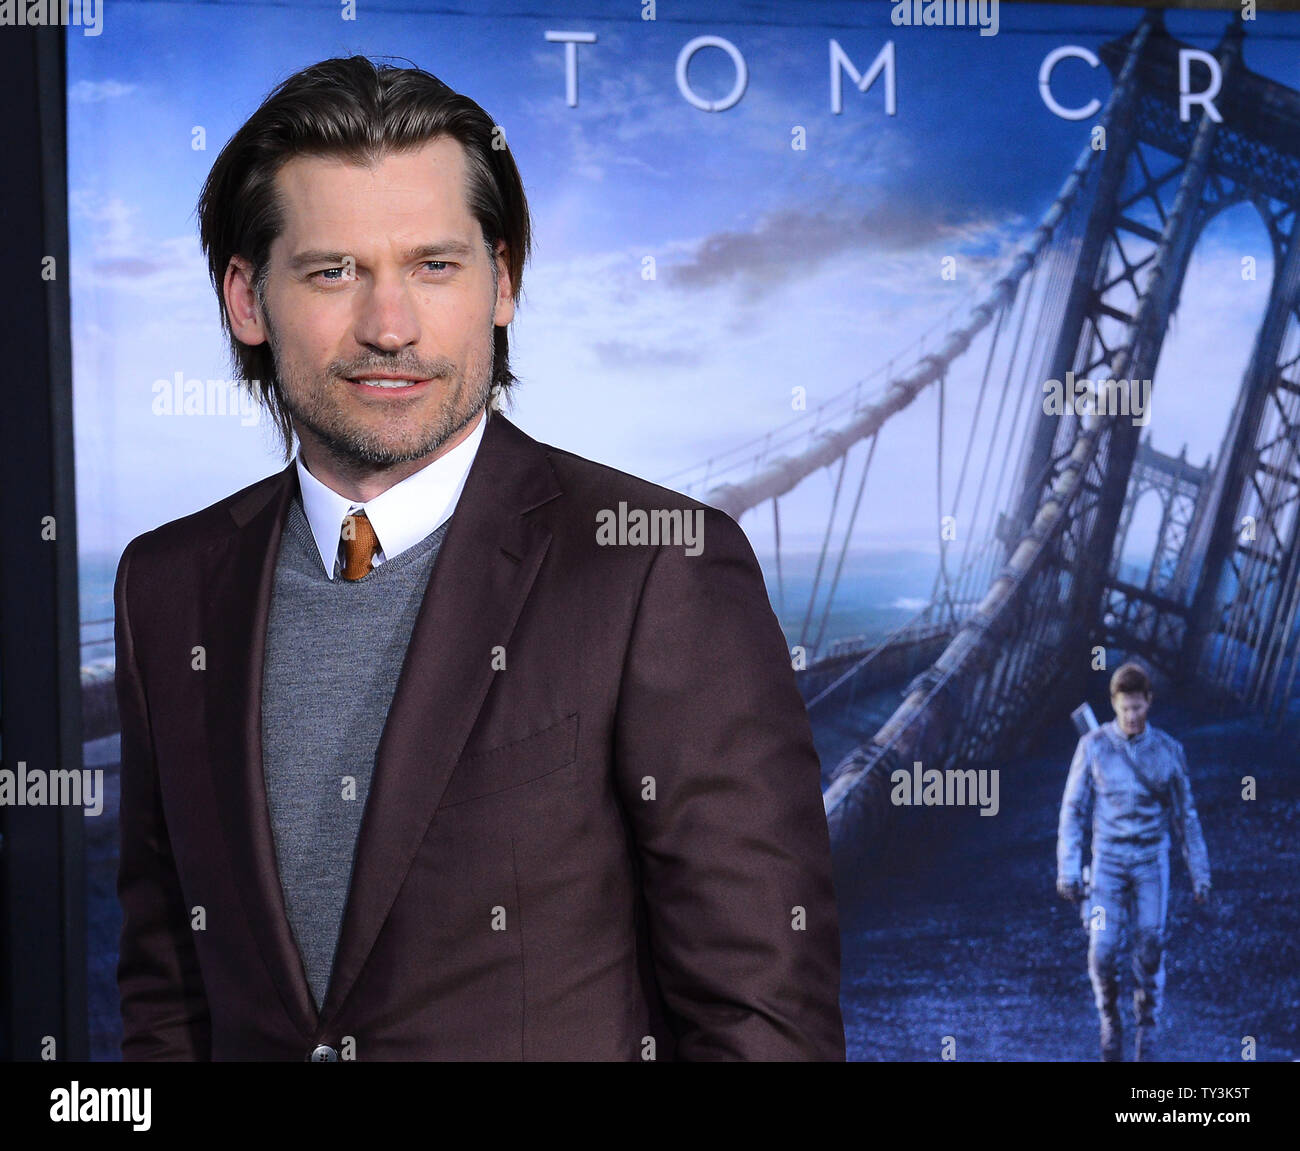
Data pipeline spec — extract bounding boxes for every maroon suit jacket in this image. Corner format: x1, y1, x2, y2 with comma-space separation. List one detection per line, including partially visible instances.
114, 410, 845, 1060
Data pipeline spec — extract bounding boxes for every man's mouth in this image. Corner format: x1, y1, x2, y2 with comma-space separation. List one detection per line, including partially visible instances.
347, 375, 431, 391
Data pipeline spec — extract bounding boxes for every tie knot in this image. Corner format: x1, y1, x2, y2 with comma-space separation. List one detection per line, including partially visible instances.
340, 510, 379, 580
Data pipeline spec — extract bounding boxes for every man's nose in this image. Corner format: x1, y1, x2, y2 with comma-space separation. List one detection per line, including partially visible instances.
353, 270, 421, 350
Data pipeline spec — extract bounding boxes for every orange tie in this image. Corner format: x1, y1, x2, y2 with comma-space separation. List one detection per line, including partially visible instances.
340, 510, 380, 580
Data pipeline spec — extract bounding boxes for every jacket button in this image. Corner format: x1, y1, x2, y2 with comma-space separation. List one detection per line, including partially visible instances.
307, 1044, 339, 1062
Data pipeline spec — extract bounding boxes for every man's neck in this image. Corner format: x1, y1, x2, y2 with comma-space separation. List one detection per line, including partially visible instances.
298, 408, 485, 503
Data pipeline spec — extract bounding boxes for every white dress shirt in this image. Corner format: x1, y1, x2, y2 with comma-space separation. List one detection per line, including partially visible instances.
294, 409, 487, 580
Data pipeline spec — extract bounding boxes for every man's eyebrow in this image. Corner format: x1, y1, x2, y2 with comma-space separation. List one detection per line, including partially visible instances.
287, 241, 476, 271
402, 241, 476, 261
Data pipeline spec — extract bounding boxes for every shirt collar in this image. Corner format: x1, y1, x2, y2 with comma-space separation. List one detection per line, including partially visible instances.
294, 408, 487, 580
1103, 718, 1149, 748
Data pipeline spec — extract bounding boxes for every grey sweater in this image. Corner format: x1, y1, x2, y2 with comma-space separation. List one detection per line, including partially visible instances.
260, 492, 451, 1011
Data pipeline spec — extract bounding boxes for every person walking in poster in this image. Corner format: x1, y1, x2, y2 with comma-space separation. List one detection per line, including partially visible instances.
1056, 662, 1212, 1062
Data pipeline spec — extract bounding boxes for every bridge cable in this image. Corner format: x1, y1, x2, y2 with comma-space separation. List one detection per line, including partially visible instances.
811, 433, 880, 658
798, 453, 850, 653
934, 367, 959, 628
936, 292, 1011, 618
952, 251, 1043, 611
771, 496, 786, 619
969, 221, 1075, 607
959, 277, 1038, 611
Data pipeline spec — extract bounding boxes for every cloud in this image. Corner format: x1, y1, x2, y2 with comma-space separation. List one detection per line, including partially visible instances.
591, 339, 703, 370
666, 201, 1010, 296
69, 80, 137, 104
69, 191, 138, 249
92, 256, 168, 278
69, 189, 209, 291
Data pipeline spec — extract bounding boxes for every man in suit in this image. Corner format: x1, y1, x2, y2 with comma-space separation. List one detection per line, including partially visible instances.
115, 56, 844, 1061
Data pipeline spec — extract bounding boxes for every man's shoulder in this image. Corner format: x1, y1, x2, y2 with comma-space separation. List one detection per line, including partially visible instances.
1067, 727, 1104, 776
532, 435, 749, 550
1145, 724, 1186, 760
539, 439, 710, 512
1078, 724, 1110, 753
121, 465, 291, 569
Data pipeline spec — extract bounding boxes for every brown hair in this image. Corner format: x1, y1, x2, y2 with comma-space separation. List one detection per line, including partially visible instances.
1109, 661, 1152, 698
196, 56, 532, 459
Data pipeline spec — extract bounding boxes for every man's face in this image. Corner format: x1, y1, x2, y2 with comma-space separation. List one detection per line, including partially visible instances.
1111, 690, 1151, 736
233, 135, 513, 472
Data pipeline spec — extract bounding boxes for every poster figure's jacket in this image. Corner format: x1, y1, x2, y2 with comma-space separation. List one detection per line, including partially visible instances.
1057, 720, 1211, 891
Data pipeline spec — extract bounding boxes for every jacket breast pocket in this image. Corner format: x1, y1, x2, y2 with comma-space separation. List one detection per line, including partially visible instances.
439, 712, 579, 808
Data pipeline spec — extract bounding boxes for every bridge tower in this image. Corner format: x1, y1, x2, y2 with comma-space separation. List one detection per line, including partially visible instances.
826, 11, 1300, 850
1009, 11, 1300, 710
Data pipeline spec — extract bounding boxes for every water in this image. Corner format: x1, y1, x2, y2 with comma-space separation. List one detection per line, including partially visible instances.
78, 552, 119, 665
755, 548, 943, 653
78, 546, 950, 665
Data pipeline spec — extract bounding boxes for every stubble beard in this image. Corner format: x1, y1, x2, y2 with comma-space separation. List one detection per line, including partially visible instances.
264, 304, 494, 474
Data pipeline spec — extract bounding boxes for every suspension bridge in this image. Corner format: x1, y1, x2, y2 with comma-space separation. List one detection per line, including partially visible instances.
77, 12, 1300, 862
660, 10, 1300, 853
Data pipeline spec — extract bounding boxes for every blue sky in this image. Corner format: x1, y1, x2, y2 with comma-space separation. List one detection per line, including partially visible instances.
67, 0, 1300, 560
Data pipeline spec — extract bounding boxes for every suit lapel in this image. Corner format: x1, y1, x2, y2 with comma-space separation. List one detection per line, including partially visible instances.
320, 411, 561, 1021
200, 459, 319, 1038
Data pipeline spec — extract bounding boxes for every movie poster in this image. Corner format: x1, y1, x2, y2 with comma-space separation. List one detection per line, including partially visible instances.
56, 0, 1296, 1098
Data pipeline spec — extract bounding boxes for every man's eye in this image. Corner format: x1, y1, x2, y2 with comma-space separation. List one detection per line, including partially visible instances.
310, 262, 452, 281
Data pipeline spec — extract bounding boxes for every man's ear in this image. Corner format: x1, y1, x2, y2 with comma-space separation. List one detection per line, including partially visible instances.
224, 255, 269, 346
491, 240, 514, 327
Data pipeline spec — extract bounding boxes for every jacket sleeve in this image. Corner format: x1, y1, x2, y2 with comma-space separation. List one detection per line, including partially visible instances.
1057, 735, 1093, 885
115, 537, 212, 1060
1168, 740, 1211, 890
611, 506, 845, 1061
